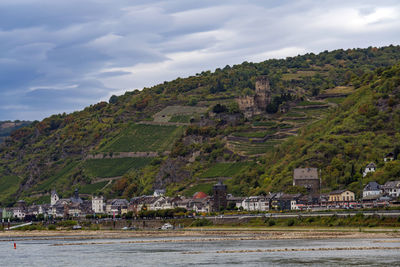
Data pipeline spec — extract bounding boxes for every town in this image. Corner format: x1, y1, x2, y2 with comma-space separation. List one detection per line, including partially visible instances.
2, 161, 400, 222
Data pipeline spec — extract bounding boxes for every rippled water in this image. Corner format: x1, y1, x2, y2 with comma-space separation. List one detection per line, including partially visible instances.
1, 235, 400, 266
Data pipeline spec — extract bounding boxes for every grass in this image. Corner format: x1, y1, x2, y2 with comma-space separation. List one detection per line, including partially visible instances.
101, 124, 185, 152
232, 129, 277, 138
199, 162, 252, 178
169, 114, 191, 123
326, 97, 346, 104
324, 86, 354, 94
0, 175, 21, 201
297, 101, 325, 106
252, 121, 278, 127
84, 157, 152, 178
80, 181, 109, 194
230, 140, 280, 155
283, 111, 305, 118
183, 183, 214, 197
33, 161, 79, 192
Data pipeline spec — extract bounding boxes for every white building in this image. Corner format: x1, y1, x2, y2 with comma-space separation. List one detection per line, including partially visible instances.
363, 181, 381, 198
92, 196, 104, 213
382, 181, 400, 198
51, 189, 59, 206
363, 163, 377, 177
241, 196, 270, 211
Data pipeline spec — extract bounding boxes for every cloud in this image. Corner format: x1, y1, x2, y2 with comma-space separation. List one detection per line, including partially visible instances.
1, 0, 400, 120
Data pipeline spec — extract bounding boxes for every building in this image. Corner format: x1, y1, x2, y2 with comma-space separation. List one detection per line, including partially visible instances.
106, 199, 129, 215
363, 163, 376, 177
271, 193, 302, 211
328, 190, 355, 202
363, 181, 381, 198
237, 76, 271, 118
212, 181, 227, 212
293, 168, 320, 195
384, 152, 395, 162
153, 189, 166, 197
51, 189, 59, 206
381, 181, 400, 198
241, 195, 275, 211
92, 196, 104, 213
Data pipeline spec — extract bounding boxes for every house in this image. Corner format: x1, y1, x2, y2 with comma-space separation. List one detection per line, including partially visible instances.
241, 194, 275, 211
92, 196, 105, 213
153, 189, 166, 197
271, 193, 302, 211
293, 168, 320, 195
106, 199, 129, 215
328, 190, 355, 202
363, 163, 376, 177
227, 195, 245, 209
381, 181, 400, 198
384, 152, 395, 162
363, 181, 381, 198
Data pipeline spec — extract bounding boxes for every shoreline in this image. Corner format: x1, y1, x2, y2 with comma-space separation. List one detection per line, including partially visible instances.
1, 227, 400, 240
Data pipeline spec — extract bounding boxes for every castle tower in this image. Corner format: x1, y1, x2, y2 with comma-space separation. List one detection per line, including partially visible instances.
254, 76, 271, 111
51, 189, 59, 206
212, 181, 227, 212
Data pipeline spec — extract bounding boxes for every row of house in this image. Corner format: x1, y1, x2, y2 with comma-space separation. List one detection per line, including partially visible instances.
1, 182, 227, 220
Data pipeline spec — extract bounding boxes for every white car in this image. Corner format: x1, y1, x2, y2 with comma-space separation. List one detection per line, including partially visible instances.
160, 223, 174, 230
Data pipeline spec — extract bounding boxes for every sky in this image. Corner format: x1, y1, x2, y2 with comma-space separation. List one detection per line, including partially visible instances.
1, 0, 400, 120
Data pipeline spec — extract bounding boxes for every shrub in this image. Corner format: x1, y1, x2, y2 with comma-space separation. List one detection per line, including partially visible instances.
268, 220, 276, 226
47, 225, 57, 230
287, 219, 295, 226
191, 218, 213, 227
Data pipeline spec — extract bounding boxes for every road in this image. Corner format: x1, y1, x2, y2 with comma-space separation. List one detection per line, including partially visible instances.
205, 210, 400, 220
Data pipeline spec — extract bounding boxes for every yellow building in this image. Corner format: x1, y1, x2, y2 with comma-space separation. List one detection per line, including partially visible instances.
329, 189, 355, 202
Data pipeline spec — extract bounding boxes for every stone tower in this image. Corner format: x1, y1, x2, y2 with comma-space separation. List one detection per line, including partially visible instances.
236, 76, 272, 118
212, 181, 227, 212
254, 76, 271, 111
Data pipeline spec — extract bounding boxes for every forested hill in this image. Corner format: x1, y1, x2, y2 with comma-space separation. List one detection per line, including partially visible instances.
260, 63, 400, 197
0, 121, 31, 144
1, 45, 400, 205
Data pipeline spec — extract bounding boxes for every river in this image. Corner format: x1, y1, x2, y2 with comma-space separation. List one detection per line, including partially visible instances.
1, 235, 400, 266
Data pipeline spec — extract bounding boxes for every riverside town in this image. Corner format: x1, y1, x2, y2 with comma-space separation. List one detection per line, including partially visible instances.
2, 167, 400, 228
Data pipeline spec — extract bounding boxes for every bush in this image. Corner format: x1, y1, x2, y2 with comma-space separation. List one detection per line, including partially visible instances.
287, 219, 295, 226
268, 220, 276, 226
47, 225, 57, 230
191, 218, 213, 227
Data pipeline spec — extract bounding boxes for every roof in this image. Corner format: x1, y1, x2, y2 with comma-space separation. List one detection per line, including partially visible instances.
385, 152, 394, 157
193, 192, 208, 199
366, 162, 377, 168
364, 181, 381, 191
293, 168, 318, 180
329, 189, 353, 195
382, 181, 400, 189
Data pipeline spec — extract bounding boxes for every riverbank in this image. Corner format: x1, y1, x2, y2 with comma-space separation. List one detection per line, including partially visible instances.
1, 227, 400, 241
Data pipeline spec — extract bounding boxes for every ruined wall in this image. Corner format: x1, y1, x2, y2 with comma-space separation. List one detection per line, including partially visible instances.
236, 76, 272, 118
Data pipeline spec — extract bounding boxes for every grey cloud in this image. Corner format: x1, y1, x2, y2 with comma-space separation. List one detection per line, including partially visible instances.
1, 0, 400, 120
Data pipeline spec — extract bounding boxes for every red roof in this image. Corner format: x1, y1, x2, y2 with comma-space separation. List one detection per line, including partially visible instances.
193, 192, 208, 199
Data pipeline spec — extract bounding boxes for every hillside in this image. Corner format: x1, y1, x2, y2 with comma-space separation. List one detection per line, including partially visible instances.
0, 121, 31, 144
260, 63, 400, 197
1, 45, 400, 205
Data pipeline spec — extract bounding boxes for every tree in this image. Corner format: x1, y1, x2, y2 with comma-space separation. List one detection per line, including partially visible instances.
109, 95, 118, 104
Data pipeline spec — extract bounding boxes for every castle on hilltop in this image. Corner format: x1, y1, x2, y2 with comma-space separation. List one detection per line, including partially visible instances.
237, 76, 271, 118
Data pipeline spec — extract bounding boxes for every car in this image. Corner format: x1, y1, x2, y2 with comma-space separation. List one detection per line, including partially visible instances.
160, 223, 174, 230
72, 225, 82, 230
